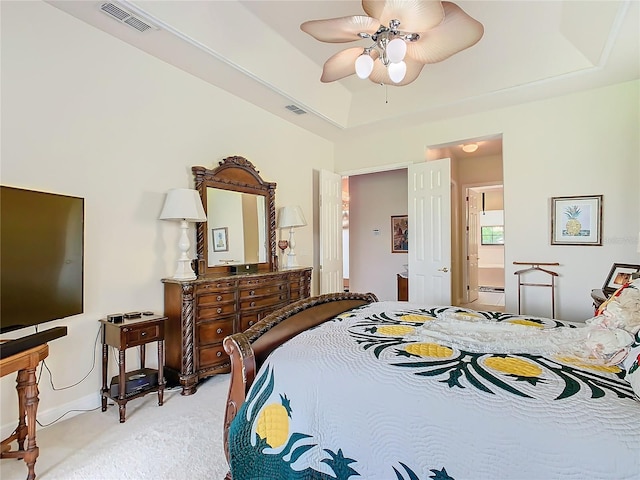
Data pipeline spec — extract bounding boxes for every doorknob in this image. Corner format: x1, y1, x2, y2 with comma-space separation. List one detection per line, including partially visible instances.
438, 267, 449, 273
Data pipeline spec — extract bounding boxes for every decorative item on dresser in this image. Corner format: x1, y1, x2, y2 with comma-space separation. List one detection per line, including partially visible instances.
162, 156, 312, 395
277, 205, 307, 268
159, 188, 207, 280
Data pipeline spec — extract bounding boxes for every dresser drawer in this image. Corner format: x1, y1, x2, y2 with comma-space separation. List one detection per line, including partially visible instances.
123, 323, 162, 348
197, 318, 234, 345
198, 302, 237, 320
196, 280, 236, 293
239, 293, 288, 310
198, 343, 228, 369
239, 306, 283, 331
197, 290, 236, 306
239, 284, 288, 299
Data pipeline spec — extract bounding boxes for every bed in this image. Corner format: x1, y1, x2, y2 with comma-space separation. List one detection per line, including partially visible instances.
222, 288, 640, 480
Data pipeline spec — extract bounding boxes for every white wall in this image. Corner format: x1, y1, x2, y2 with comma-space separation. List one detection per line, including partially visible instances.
335, 80, 640, 321
349, 169, 408, 300
1, 2, 333, 435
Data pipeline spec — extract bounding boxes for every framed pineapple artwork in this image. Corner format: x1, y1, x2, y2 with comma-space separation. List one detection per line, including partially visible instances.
551, 195, 603, 246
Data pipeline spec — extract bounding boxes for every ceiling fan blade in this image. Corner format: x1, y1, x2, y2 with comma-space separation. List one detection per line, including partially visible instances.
320, 47, 380, 82
301, 15, 380, 43
362, 0, 444, 32
368, 58, 424, 86
407, 2, 484, 64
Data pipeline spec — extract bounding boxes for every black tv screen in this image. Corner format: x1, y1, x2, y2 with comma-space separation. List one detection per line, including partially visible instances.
1, 186, 84, 334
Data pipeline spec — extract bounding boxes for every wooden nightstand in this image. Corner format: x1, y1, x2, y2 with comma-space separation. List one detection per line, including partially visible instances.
397, 274, 408, 301
99, 315, 167, 423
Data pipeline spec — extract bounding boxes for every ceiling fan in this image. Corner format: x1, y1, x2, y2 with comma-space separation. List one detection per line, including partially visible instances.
300, 0, 484, 86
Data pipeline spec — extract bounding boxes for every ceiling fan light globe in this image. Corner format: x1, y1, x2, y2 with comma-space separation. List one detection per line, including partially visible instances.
386, 38, 407, 63
355, 54, 374, 79
388, 61, 407, 83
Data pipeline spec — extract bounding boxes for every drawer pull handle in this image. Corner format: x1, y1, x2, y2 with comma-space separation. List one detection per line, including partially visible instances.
250, 301, 255, 307
217, 308, 222, 314
141, 331, 147, 336
216, 351, 222, 357
217, 328, 223, 334
249, 290, 255, 296
249, 321, 254, 326
216, 295, 222, 301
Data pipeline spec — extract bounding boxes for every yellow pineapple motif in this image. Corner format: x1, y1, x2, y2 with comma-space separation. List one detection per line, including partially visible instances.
399, 314, 435, 323
507, 319, 545, 328
377, 325, 415, 336
484, 356, 542, 377
564, 205, 582, 236
555, 356, 622, 374
256, 393, 292, 448
405, 342, 454, 358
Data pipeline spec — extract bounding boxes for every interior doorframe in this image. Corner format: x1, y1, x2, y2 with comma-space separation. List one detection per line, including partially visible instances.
461, 181, 505, 305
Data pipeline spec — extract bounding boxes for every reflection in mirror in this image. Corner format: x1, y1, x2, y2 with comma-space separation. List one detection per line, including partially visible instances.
206, 188, 267, 267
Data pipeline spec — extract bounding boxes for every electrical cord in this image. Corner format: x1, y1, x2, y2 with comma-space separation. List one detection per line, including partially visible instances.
33, 325, 102, 428
31, 324, 168, 427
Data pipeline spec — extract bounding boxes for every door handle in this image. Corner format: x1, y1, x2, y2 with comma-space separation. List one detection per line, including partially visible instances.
438, 267, 449, 273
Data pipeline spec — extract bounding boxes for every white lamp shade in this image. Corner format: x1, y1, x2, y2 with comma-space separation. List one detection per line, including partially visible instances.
277, 205, 307, 229
159, 188, 206, 222
355, 54, 374, 79
386, 38, 407, 64
388, 61, 407, 83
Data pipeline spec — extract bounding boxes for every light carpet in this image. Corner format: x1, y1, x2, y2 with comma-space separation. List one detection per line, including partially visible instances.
1, 374, 230, 480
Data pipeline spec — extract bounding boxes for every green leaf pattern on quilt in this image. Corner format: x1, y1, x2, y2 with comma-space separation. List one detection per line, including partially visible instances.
348, 307, 634, 400
229, 365, 452, 480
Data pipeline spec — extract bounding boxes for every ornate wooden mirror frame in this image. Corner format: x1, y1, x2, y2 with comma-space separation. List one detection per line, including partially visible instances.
193, 156, 276, 276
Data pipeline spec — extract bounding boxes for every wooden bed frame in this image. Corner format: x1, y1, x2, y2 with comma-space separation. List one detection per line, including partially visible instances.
221, 291, 379, 477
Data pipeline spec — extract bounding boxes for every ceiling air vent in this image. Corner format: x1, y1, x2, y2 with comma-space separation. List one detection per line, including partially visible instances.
285, 104, 307, 115
100, 3, 158, 32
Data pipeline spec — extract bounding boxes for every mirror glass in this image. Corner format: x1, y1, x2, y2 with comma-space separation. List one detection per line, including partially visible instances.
206, 188, 267, 267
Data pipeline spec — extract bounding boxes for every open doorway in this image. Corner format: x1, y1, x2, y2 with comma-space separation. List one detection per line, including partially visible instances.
426, 134, 504, 309
340, 134, 502, 303
461, 184, 505, 310
342, 176, 350, 292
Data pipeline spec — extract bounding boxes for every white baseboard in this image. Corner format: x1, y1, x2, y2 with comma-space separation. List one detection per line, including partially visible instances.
1, 391, 100, 440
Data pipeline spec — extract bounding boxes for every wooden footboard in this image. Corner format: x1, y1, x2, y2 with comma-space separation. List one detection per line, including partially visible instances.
222, 291, 378, 475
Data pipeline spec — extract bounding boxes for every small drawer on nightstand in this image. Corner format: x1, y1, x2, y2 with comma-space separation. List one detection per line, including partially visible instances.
123, 323, 162, 348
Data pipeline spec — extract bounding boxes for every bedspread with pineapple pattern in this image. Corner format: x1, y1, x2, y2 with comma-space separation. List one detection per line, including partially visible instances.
228, 301, 640, 480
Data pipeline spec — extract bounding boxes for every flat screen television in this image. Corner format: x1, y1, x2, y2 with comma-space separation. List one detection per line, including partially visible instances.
1, 186, 84, 334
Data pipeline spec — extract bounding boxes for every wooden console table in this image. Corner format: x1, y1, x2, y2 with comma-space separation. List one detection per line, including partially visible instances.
0, 343, 49, 480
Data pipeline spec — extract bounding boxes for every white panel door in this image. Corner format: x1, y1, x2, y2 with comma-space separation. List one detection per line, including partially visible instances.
408, 159, 451, 304
319, 169, 343, 294
466, 188, 480, 303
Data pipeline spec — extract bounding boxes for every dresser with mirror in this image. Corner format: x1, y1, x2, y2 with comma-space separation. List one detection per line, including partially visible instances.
162, 156, 311, 395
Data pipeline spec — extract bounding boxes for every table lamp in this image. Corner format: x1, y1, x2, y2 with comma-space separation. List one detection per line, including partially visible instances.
277, 205, 307, 268
159, 188, 206, 280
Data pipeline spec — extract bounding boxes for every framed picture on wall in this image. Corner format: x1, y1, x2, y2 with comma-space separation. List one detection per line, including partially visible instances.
550, 195, 603, 246
602, 263, 640, 295
391, 215, 408, 253
212, 227, 228, 252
